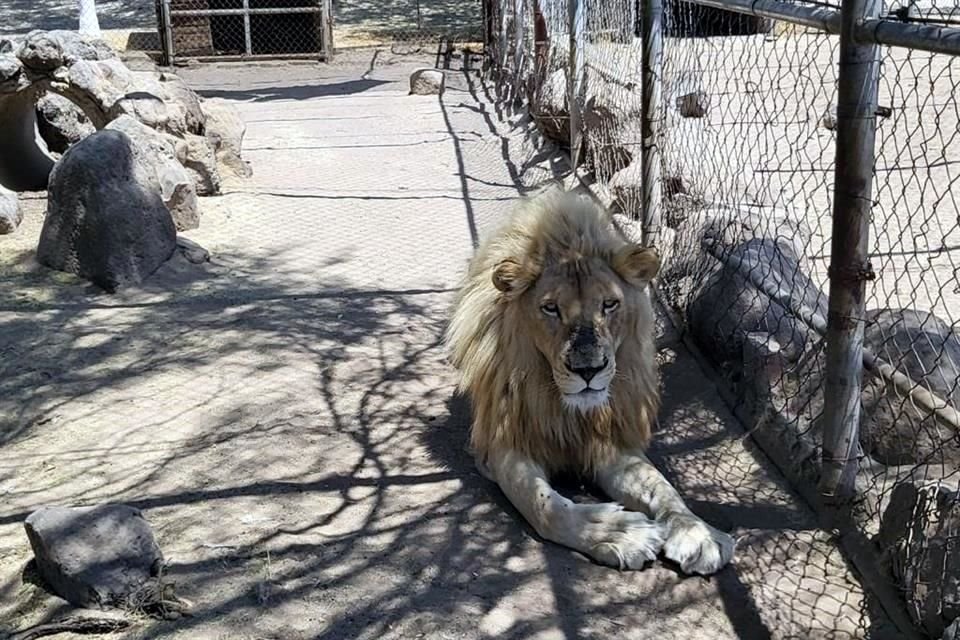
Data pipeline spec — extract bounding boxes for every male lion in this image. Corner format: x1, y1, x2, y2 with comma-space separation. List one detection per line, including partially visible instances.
445, 187, 734, 574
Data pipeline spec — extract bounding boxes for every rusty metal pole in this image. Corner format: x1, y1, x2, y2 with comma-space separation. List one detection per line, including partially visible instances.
819, 0, 882, 502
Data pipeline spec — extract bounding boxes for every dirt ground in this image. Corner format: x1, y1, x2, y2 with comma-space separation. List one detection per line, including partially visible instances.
0, 50, 899, 639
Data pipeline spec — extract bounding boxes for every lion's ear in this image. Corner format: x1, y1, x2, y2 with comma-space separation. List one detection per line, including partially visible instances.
492, 258, 533, 297
613, 245, 660, 285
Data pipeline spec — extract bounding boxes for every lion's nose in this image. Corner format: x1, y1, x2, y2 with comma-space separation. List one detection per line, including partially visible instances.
567, 358, 608, 383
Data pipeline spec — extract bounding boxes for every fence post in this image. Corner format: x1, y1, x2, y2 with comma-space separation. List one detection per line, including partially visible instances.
568, 0, 585, 172
640, 0, 663, 246
819, 0, 882, 502
160, 0, 175, 66
512, 0, 525, 103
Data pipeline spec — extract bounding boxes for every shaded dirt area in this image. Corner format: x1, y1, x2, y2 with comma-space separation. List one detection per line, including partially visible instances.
0, 50, 898, 638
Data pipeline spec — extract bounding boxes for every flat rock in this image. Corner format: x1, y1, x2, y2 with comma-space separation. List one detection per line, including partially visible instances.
24, 504, 164, 609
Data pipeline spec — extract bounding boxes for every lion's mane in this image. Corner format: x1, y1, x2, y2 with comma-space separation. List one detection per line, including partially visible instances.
445, 188, 660, 475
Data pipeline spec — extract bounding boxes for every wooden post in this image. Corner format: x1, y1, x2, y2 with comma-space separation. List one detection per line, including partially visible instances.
568, 0, 585, 171
819, 0, 882, 502
641, 0, 663, 245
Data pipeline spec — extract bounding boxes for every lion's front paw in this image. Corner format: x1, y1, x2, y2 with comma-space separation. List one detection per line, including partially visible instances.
663, 513, 734, 576
577, 504, 666, 570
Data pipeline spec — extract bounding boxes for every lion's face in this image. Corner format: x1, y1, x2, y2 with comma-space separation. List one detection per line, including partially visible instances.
492, 245, 659, 414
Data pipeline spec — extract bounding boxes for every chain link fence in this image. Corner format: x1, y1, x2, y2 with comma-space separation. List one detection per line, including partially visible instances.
157, 0, 333, 63
331, 0, 483, 51
484, 0, 960, 637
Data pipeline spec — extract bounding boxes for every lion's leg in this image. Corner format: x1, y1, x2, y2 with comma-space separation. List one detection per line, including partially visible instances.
487, 448, 665, 570
596, 449, 735, 575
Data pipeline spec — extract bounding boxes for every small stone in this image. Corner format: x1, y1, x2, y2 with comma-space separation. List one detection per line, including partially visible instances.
182, 133, 221, 196
17, 30, 64, 71
177, 237, 210, 264
24, 504, 165, 609
409, 68, 445, 96
0, 54, 22, 86
820, 103, 836, 131
676, 91, 710, 118
201, 97, 250, 178
0, 185, 23, 234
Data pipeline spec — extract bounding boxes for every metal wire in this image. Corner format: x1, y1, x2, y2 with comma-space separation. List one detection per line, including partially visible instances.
487, 0, 960, 635
159, 0, 332, 62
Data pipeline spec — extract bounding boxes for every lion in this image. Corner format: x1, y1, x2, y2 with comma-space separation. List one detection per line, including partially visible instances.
445, 186, 734, 574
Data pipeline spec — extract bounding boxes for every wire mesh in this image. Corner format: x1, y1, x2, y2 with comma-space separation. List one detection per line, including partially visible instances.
486, 0, 960, 636
158, 0, 332, 60
331, 0, 483, 50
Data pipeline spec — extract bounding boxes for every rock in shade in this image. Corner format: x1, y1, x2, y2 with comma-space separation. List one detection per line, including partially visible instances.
24, 504, 165, 609
0, 184, 23, 234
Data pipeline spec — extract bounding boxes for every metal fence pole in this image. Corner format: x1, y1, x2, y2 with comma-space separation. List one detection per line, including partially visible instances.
513, 0, 525, 103
568, 0, 584, 172
819, 0, 882, 502
640, 0, 663, 246
242, 0, 254, 56
160, 0, 175, 66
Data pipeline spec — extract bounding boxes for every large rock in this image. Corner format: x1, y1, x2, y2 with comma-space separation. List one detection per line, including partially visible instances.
37, 129, 177, 291
0, 185, 22, 234
860, 309, 960, 465
36, 93, 96, 153
24, 504, 164, 609
687, 237, 825, 365
105, 115, 200, 231
201, 97, 251, 179
879, 483, 960, 638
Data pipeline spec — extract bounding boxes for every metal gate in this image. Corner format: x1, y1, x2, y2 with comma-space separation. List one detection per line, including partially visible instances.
157, 0, 333, 64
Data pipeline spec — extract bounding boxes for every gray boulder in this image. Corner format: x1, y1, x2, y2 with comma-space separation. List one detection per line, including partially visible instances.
201, 97, 251, 178
879, 483, 960, 638
36, 93, 96, 153
0, 185, 22, 234
409, 68, 445, 95
25, 504, 164, 609
861, 309, 960, 465
105, 115, 200, 231
687, 237, 825, 365
37, 129, 177, 292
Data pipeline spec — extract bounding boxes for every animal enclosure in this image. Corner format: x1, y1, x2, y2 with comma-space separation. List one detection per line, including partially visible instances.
483, 0, 960, 636
156, 0, 334, 63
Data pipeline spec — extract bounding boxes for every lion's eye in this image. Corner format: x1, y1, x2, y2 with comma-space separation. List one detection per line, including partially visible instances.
540, 302, 560, 317
602, 299, 621, 314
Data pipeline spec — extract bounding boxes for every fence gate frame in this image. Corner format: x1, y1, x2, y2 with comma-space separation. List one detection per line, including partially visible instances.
159, 0, 334, 65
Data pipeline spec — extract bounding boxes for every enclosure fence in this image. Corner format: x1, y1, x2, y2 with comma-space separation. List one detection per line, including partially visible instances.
484, 0, 960, 637
157, 0, 333, 64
